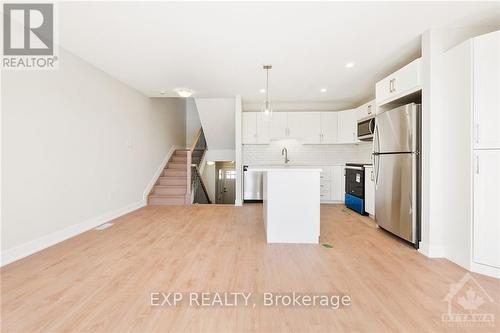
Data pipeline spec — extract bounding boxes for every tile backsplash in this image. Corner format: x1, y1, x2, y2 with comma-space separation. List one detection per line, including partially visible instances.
243, 140, 373, 166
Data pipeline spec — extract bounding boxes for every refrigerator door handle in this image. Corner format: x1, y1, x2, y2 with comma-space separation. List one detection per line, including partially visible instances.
374, 121, 381, 154
374, 154, 380, 186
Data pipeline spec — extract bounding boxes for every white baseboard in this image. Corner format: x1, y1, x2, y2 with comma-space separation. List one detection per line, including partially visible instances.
235, 199, 243, 206
418, 242, 445, 258
143, 145, 180, 201
1, 200, 146, 267
471, 262, 500, 279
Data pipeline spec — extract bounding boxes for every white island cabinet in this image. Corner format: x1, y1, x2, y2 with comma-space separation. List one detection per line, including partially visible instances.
250, 167, 321, 244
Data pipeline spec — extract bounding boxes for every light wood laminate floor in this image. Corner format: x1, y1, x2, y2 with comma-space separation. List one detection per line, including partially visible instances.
1, 204, 499, 332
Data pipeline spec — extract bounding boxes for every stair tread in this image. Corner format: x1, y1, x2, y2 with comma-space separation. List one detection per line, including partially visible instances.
149, 194, 186, 198
154, 185, 186, 188
158, 176, 187, 179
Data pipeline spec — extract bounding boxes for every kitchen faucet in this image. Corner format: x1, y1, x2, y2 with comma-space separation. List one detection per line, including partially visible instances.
281, 147, 290, 164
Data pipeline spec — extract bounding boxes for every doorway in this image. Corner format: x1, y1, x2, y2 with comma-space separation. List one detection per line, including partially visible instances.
215, 161, 236, 204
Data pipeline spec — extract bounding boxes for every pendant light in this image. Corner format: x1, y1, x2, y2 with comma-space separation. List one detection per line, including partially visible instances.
261, 65, 273, 121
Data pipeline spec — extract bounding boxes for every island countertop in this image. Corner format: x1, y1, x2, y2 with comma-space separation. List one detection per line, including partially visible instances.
258, 167, 321, 244
247, 166, 322, 172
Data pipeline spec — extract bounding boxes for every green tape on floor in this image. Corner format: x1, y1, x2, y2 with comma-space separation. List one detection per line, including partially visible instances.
322, 243, 333, 248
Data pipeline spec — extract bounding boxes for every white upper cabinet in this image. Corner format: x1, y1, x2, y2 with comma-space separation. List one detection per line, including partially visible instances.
256, 112, 271, 144
376, 58, 422, 106
243, 110, 358, 144
357, 100, 376, 119
242, 112, 270, 144
287, 112, 321, 143
320, 112, 338, 144
473, 150, 500, 269
337, 109, 358, 144
473, 31, 500, 149
242, 112, 257, 144
269, 112, 288, 138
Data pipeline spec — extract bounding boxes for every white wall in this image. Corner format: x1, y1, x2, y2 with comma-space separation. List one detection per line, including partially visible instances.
201, 162, 216, 203
1, 48, 186, 264
194, 98, 235, 150
234, 96, 243, 206
186, 97, 201, 147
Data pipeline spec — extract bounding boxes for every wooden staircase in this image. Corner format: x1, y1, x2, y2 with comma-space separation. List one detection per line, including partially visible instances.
148, 150, 188, 205
148, 149, 205, 205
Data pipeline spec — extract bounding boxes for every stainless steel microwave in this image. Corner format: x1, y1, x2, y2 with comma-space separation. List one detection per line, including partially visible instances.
357, 117, 375, 141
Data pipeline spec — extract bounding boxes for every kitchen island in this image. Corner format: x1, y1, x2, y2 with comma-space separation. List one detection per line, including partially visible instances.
249, 167, 321, 244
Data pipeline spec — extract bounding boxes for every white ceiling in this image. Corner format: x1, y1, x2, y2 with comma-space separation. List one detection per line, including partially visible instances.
59, 1, 500, 108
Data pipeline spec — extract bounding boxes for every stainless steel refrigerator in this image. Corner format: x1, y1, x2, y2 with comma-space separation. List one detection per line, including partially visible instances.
373, 103, 420, 246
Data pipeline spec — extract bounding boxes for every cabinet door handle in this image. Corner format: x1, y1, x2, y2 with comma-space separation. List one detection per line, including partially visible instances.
476, 155, 480, 174
367, 105, 372, 114
392, 78, 396, 92
370, 170, 374, 181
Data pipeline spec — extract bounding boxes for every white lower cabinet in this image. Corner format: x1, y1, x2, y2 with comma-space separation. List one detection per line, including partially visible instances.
318, 166, 344, 203
473, 150, 500, 269
364, 166, 375, 216
332, 166, 344, 202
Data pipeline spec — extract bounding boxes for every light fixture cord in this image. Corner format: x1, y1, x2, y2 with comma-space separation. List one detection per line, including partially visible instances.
266, 68, 269, 102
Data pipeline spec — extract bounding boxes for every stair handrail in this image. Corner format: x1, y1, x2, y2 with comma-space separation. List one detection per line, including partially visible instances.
186, 127, 211, 204
190, 164, 212, 204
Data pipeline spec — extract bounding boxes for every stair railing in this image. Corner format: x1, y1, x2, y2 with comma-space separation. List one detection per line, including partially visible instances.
186, 128, 211, 204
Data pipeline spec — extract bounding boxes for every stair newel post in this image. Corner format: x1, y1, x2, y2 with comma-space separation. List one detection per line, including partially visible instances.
186, 151, 192, 204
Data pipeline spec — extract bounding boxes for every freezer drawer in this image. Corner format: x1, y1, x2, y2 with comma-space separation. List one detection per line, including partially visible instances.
374, 153, 417, 243
374, 103, 420, 153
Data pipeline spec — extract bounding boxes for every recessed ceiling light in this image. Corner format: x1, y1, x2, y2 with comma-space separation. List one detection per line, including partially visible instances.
175, 88, 193, 98
345, 62, 355, 68
320, 88, 327, 93
160, 90, 166, 95
259, 88, 266, 93
206, 161, 215, 166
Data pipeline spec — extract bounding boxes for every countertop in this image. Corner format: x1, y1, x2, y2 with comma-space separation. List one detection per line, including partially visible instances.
247, 166, 322, 172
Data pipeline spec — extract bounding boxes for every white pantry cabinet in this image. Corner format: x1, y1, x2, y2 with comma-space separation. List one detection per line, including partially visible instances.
337, 109, 358, 144
376, 58, 422, 106
364, 166, 375, 217
442, 30, 500, 278
473, 31, 500, 149
473, 150, 500, 269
